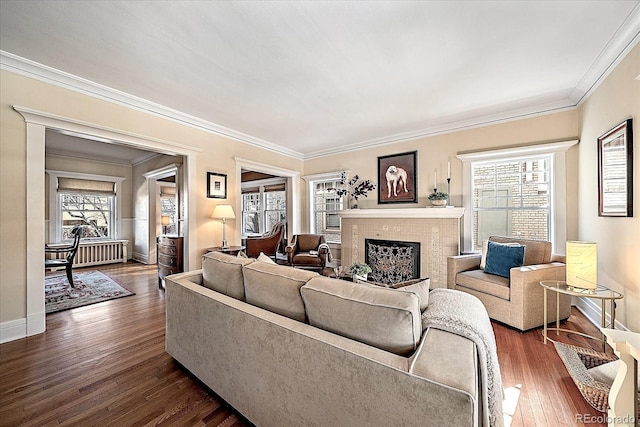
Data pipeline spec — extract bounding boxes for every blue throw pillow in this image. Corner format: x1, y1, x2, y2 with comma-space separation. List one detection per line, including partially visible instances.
484, 241, 525, 278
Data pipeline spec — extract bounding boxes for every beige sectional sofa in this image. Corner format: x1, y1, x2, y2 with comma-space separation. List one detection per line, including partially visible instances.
447, 235, 571, 331
166, 252, 501, 427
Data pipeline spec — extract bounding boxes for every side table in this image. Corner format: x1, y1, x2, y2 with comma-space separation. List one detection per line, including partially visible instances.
206, 246, 246, 256
540, 280, 623, 351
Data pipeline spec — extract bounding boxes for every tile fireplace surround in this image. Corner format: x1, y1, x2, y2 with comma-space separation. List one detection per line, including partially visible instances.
339, 207, 464, 288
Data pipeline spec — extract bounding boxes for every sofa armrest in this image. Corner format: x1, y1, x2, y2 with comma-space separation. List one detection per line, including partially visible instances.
447, 254, 481, 289
510, 262, 566, 288
166, 269, 204, 286
509, 262, 569, 327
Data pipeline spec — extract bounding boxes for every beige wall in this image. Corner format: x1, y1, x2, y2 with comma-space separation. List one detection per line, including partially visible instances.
304, 110, 580, 248
0, 69, 303, 324
1, 43, 637, 333
577, 43, 640, 331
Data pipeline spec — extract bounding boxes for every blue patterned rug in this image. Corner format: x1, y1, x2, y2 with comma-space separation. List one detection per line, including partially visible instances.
45, 270, 134, 314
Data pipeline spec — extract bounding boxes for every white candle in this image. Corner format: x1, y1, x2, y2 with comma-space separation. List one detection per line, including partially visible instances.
447, 161, 451, 179
434, 171, 437, 189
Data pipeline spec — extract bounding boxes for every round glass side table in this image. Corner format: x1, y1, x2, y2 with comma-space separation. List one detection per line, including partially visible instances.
539, 280, 623, 351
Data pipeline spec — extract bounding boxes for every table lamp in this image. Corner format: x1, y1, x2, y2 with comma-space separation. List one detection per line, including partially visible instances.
211, 204, 235, 249
161, 215, 171, 235
566, 241, 597, 292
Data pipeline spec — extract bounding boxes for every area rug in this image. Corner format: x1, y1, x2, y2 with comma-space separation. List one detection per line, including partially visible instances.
45, 271, 134, 313
554, 341, 619, 412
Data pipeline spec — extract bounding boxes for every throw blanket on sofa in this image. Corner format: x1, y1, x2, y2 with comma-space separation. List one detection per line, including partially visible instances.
422, 289, 504, 427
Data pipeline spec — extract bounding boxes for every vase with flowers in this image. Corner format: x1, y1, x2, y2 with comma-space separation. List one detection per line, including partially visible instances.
331, 171, 376, 209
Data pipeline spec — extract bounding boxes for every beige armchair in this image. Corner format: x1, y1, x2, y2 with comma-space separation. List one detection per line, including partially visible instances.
447, 235, 571, 331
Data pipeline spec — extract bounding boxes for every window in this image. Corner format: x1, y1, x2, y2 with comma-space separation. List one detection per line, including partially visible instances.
304, 173, 345, 244
241, 180, 286, 235
46, 171, 125, 242
59, 192, 114, 239
472, 157, 550, 250
458, 140, 577, 253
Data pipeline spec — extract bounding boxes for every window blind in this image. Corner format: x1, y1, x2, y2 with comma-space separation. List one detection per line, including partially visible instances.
57, 178, 115, 195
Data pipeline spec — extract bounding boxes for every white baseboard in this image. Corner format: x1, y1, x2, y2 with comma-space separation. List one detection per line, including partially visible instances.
573, 296, 628, 331
1, 318, 27, 343
132, 251, 150, 264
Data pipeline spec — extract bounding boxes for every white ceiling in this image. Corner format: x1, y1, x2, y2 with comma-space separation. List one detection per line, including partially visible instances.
1, 1, 639, 160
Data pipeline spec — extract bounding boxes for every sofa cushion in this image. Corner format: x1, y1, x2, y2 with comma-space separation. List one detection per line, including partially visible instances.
484, 241, 525, 278
301, 276, 422, 356
202, 252, 254, 300
456, 269, 510, 300
367, 278, 431, 312
243, 262, 318, 322
257, 252, 276, 264
489, 235, 552, 265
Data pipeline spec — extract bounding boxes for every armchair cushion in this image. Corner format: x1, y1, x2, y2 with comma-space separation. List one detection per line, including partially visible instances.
455, 270, 510, 301
484, 241, 525, 278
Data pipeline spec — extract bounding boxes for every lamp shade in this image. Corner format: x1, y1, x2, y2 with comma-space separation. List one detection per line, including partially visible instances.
566, 241, 597, 291
161, 215, 171, 226
211, 204, 235, 220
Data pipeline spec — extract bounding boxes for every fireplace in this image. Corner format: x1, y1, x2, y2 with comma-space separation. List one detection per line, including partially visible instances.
338, 207, 464, 288
365, 239, 420, 285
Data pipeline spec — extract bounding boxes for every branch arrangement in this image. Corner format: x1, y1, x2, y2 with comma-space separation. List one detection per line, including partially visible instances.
331, 171, 376, 200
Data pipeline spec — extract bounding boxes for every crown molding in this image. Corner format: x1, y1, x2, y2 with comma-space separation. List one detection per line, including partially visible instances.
3, 0, 638, 163
1, 51, 304, 160
304, 101, 578, 159
571, 3, 640, 106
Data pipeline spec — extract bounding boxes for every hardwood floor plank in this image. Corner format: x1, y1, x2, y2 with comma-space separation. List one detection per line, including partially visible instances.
0, 262, 611, 427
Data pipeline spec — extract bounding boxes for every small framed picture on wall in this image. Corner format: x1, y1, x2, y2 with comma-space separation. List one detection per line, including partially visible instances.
207, 172, 227, 199
377, 151, 418, 204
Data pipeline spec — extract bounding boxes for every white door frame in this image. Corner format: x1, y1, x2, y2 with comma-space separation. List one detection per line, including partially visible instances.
15, 105, 200, 338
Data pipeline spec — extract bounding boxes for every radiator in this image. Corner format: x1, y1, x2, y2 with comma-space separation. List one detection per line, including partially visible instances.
46, 239, 129, 267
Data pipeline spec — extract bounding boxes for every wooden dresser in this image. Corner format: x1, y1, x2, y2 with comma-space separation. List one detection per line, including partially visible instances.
157, 235, 183, 289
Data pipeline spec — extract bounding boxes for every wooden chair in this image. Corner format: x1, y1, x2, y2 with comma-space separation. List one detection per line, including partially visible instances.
45, 225, 82, 287
245, 222, 285, 259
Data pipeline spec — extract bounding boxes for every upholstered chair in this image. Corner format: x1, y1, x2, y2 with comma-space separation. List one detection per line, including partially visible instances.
447, 235, 571, 331
245, 222, 285, 259
285, 234, 331, 271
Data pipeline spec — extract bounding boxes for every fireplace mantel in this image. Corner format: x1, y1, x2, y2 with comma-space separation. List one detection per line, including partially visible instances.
338, 207, 464, 219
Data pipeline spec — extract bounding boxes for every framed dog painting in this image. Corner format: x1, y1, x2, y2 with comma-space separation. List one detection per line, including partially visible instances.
377, 151, 417, 204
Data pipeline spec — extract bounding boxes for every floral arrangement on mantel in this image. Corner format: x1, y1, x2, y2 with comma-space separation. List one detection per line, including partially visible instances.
331, 171, 376, 208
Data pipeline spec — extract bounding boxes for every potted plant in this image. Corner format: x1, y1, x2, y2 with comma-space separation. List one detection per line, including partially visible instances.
428, 191, 449, 206
348, 262, 372, 282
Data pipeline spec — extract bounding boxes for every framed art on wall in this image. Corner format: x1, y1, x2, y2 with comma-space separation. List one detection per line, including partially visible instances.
598, 118, 633, 217
377, 151, 417, 204
207, 172, 227, 199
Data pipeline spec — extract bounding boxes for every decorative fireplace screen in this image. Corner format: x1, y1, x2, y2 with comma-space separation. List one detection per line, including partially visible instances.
365, 239, 420, 285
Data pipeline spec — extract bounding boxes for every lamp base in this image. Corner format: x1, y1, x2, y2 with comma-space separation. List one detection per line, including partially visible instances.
221, 240, 229, 249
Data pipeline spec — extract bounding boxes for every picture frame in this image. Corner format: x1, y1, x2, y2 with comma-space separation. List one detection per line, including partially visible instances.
206, 172, 227, 199
598, 118, 633, 217
377, 151, 417, 204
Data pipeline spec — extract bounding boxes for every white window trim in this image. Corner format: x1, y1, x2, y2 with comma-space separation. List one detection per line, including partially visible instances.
46, 170, 125, 242
457, 140, 578, 253
302, 171, 348, 242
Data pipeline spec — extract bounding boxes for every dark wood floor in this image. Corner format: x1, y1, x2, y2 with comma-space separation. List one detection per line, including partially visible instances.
0, 262, 609, 426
